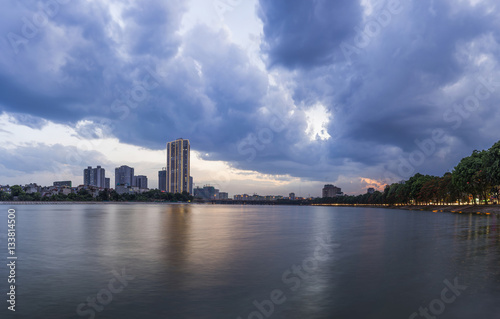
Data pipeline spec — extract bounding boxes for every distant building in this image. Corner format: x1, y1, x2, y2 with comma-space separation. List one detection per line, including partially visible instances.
115, 165, 134, 187
105, 178, 110, 189
134, 175, 148, 189
189, 176, 193, 195
166, 138, 190, 193
194, 185, 219, 200
158, 168, 167, 191
289, 192, 296, 200
24, 183, 40, 194
219, 192, 228, 200
0, 185, 11, 194
234, 194, 251, 200
58, 186, 72, 196
84, 166, 106, 188
322, 184, 342, 198
115, 185, 133, 195
367, 188, 375, 194
54, 181, 72, 187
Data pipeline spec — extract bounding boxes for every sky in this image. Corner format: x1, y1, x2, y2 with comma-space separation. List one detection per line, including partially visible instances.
1, 0, 500, 197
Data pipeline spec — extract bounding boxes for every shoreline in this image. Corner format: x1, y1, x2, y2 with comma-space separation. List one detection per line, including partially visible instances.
0, 201, 191, 205
314, 203, 500, 217
390, 204, 500, 217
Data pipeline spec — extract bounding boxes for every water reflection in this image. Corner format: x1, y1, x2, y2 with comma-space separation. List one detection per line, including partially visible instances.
0, 205, 499, 319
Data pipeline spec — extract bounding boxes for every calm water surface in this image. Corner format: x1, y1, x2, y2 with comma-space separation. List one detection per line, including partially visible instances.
0, 204, 499, 319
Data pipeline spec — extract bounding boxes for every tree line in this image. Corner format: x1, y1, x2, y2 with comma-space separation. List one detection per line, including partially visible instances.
314, 140, 500, 206
0, 187, 194, 203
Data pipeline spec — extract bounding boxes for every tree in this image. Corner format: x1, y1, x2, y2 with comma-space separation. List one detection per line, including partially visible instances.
10, 185, 24, 197
453, 150, 491, 204
97, 190, 110, 201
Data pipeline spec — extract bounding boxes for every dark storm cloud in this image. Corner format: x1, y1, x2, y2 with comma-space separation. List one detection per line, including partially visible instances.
257, 0, 500, 182
257, 0, 363, 68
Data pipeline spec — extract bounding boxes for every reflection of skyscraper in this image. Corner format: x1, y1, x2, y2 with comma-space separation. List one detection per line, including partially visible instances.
166, 138, 190, 193
115, 165, 134, 187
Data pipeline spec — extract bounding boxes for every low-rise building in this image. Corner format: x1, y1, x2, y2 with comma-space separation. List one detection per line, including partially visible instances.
322, 184, 342, 198
54, 181, 72, 187
194, 185, 219, 200
219, 192, 229, 200
24, 183, 41, 194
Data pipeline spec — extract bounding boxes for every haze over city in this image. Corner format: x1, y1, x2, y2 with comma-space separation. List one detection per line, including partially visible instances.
1, 0, 500, 197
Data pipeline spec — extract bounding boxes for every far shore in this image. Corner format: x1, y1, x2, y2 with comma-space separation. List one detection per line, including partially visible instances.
0, 201, 191, 205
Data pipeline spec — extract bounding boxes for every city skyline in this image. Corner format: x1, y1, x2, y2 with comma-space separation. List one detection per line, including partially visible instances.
1, 1, 500, 197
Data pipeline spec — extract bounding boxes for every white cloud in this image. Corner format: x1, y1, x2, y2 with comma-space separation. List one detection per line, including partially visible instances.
304, 103, 332, 141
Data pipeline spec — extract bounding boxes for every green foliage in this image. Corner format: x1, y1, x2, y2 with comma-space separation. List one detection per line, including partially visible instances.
452, 150, 491, 204
10, 185, 24, 197
0, 187, 193, 203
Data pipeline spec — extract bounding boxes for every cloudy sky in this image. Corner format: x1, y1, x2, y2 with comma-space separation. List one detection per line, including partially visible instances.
1, 0, 500, 197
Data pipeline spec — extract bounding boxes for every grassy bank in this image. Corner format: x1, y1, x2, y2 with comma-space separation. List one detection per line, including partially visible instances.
390, 204, 500, 216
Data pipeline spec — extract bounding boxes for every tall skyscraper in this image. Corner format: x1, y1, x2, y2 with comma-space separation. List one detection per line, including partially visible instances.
83, 166, 106, 188
166, 138, 190, 193
133, 175, 148, 189
158, 168, 167, 192
115, 165, 134, 187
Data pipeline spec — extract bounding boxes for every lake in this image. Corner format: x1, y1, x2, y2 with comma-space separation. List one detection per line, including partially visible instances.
0, 204, 499, 318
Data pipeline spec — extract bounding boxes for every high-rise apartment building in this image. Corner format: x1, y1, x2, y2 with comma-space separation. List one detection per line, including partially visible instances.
189, 176, 193, 195
83, 166, 106, 188
133, 175, 148, 189
115, 165, 134, 187
158, 168, 167, 192
166, 138, 190, 193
